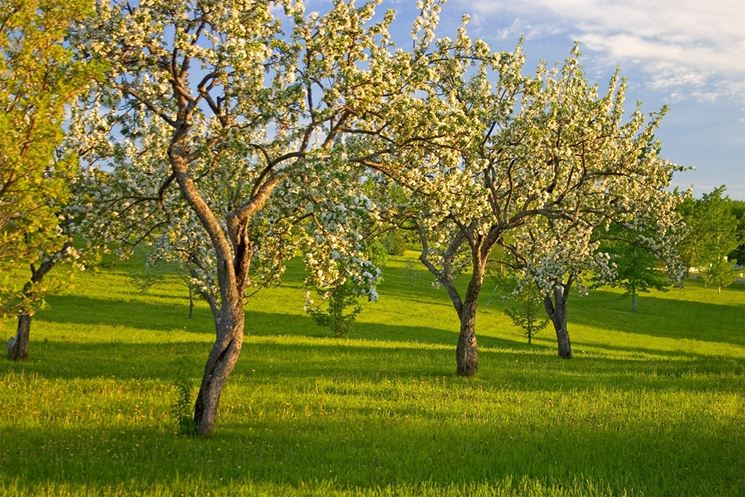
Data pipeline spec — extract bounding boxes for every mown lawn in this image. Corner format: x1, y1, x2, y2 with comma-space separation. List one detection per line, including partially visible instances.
1, 252, 743, 497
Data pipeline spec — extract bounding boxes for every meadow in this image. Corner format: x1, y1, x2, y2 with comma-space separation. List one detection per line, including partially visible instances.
1, 252, 743, 497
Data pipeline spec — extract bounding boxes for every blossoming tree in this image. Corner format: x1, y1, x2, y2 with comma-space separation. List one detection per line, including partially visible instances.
375, 42, 681, 372
494, 49, 682, 359
73, 0, 446, 435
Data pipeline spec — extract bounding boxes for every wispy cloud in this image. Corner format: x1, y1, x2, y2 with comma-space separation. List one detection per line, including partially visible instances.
458, 0, 745, 101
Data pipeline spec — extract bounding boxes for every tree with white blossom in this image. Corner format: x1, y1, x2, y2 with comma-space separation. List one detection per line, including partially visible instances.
374, 39, 681, 370
72, 0, 447, 435
359, 13, 529, 376
500, 50, 682, 358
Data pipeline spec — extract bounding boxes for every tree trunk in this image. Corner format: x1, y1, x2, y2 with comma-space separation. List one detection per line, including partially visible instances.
188, 282, 194, 319
7, 255, 58, 361
456, 303, 479, 376
553, 319, 572, 358
630, 290, 637, 313
545, 283, 572, 359
455, 263, 484, 377
8, 313, 32, 361
193, 301, 245, 436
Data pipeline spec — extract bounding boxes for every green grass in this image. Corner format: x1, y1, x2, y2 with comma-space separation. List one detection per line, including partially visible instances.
1, 252, 744, 497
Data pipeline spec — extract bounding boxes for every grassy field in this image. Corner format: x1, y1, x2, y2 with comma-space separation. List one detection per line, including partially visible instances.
1, 252, 744, 497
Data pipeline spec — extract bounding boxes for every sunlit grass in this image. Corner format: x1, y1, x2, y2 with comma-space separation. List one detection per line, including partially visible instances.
1, 252, 743, 496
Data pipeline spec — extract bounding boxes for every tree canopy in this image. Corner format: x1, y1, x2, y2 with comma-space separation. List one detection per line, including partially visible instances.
0, 0, 101, 359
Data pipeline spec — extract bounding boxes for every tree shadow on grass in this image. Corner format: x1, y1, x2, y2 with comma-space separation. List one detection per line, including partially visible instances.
37, 294, 503, 349
0, 415, 741, 497
4, 334, 743, 395
568, 290, 745, 347
569, 339, 731, 360
23, 287, 745, 387
41, 294, 214, 334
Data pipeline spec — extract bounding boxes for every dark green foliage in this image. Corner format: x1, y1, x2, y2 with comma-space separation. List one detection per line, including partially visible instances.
380, 230, 408, 256
366, 239, 389, 268
727, 199, 745, 265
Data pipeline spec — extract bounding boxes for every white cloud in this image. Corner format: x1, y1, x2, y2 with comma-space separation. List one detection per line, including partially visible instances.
458, 0, 745, 101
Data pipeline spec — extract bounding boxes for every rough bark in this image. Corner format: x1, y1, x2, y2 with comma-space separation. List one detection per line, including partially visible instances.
544, 283, 573, 359
456, 303, 479, 376
553, 320, 572, 359
193, 299, 245, 436
170, 137, 247, 436
455, 262, 485, 376
7, 313, 32, 360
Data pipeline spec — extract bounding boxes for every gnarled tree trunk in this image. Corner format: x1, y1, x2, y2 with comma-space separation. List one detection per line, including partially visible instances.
544, 282, 572, 359
418, 226, 493, 377
455, 263, 485, 376
456, 301, 479, 376
193, 299, 245, 436
171, 134, 277, 435
8, 313, 32, 361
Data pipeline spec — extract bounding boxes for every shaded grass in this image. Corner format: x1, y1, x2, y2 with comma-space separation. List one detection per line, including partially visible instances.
1, 252, 744, 496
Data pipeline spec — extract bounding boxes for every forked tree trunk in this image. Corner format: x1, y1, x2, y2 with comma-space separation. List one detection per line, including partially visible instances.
193, 300, 245, 436
7, 256, 58, 361
8, 313, 32, 361
172, 149, 250, 437
544, 283, 572, 359
417, 228, 489, 377
168, 93, 278, 436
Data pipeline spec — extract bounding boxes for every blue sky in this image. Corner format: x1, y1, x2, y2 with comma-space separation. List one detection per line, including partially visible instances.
310, 0, 745, 199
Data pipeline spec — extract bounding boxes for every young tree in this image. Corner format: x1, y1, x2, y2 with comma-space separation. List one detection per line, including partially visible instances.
502, 278, 549, 345
73, 0, 443, 435
702, 257, 735, 294
610, 239, 671, 312
305, 239, 385, 338
0, 0, 99, 360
